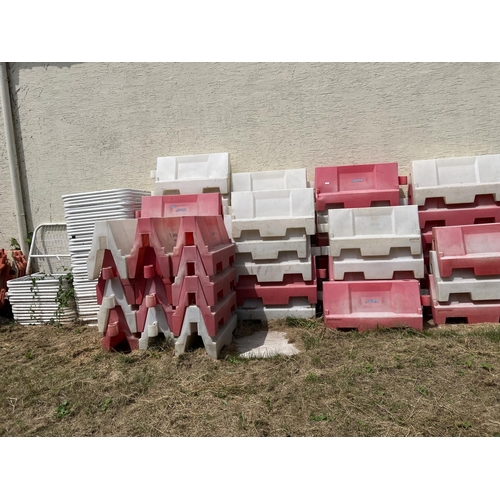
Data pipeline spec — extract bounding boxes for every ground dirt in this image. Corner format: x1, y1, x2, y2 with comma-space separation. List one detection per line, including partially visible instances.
1, 318, 500, 436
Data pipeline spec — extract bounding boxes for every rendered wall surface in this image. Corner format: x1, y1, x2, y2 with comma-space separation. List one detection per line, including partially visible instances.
1, 62, 500, 249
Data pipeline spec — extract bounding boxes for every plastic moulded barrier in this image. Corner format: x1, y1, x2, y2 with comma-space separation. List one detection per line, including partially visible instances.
234, 250, 313, 282
328, 247, 425, 280
131, 216, 234, 279
432, 223, 500, 277
235, 274, 317, 306
87, 219, 138, 280
236, 297, 316, 321
322, 280, 423, 331
409, 154, 500, 206
315, 163, 402, 211
139, 193, 222, 218
416, 194, 500, 232
174, 306, 236, 359
171, 289, 237, 337
328, 205, 422, 257
429, 250, 500, 302
233, 228, 310, 260
152, 152, 230, 195
231, 168, 307, 192
230, 188, 316, 238
171, 245, 236, 307
428, 274, 500, 325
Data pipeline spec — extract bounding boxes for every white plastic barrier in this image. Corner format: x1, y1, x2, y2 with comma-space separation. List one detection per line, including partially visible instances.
174, 306, 236, 359
234, 251, 313, 282
331, 248, 425, 280
230, 188, 316, 238
429, 250, 500, 301
232, 168, 307, 192
152, 153, 230, 195
329, 205, 421, 257
87, 219, 138, 280
409, 154, 500, 205
236, 298, 316, 320
138, 306, 174, 350
97, 291, 138, 334
234, 228, 310, 260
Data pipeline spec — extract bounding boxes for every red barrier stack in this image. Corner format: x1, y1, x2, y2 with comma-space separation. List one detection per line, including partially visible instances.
315, 162, 423, 331
428, 223, 500, 325
89, 193, 237, 358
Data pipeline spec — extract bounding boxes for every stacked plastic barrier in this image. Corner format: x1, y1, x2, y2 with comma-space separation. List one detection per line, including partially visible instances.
409, 154, 500, 324
151, 152, 231, 213
409, 154, 500, 268
427, 223, 500, 324
87, 192, 237, 358
62, 189, 149, 324
315, 163, 423, 331
227, 168, 317, 320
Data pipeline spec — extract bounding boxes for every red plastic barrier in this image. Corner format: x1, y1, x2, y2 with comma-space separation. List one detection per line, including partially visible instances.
416, 194, 500, 230
127, 224, 173, 279
323, 279, 423, 331
235, 272, 317, 306
101, 307, 140, 351
171, 245, 236, 307
315, 163, 400, 211
140, 193, 222, 218
429, 274, 500, 325
171, 289, 237, 337
432, 223, 500, 277
130, 216, 234, 278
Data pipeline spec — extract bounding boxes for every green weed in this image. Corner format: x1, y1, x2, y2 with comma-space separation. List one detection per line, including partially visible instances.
55, 401, 72, 419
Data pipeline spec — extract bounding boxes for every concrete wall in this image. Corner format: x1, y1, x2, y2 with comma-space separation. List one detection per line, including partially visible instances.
1, 62, 500, 249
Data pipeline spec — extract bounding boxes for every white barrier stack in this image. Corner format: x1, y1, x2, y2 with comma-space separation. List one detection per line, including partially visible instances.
409, 154, 500, 206
323, 204, 424, 331
328, 205, 424, 280
229, 169, 317, 319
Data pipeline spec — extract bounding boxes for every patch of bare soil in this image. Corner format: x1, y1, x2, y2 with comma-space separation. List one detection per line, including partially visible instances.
1, 319, 499, 436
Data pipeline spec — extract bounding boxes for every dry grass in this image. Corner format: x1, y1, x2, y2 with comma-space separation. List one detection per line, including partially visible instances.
1, 318, 499, 436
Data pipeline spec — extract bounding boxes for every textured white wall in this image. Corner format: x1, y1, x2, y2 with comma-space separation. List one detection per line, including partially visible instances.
1, 62, 500, 249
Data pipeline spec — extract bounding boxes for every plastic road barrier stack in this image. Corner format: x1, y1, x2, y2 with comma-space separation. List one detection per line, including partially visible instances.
314, 162, 406, 233
409, 154, 500, 268
427, 222, 500, 324
323, 204, 424, 331
228, 169, 317, 320
87, 192, 237, 359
